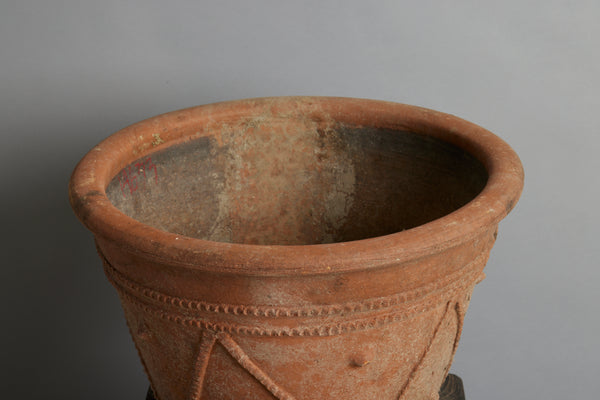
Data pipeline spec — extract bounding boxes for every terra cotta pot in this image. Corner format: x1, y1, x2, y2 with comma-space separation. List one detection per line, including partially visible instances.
69, 97, 523, 400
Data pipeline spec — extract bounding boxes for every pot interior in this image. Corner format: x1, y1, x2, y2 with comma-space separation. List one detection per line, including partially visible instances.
106, 119, 487, 245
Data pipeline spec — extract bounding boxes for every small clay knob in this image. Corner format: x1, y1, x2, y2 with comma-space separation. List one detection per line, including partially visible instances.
350, 350, 372, 367
136, 322, 152, 340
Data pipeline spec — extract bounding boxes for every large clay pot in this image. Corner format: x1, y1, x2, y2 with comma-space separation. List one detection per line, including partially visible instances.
69, 97, 523, 400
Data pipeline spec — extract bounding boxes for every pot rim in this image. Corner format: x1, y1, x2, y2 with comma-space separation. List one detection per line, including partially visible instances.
69, 96, 523, 276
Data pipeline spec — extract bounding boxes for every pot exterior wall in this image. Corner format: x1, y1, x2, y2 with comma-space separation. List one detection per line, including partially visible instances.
95, 226, 497, 400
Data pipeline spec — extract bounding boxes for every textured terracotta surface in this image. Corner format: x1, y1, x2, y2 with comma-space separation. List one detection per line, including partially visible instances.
69, 97, 523, 400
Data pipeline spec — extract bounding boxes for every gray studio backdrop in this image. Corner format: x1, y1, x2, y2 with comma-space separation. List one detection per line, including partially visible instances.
2, 1, 598, 399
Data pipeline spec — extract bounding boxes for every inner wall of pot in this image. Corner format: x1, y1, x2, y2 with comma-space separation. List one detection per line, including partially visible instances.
106, 119, 488, 245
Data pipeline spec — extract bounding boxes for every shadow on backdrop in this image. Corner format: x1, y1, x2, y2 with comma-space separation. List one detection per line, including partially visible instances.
2, 131, 149, 400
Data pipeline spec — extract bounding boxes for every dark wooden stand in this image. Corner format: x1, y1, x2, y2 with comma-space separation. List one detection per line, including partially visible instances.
439, 374, 466, 400
146, 373, 465, 399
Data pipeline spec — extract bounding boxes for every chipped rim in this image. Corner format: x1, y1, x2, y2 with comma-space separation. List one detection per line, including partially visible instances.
69, 97, 524, 276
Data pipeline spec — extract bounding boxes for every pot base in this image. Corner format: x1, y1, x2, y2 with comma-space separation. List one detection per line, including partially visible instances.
144, 374, 466, 400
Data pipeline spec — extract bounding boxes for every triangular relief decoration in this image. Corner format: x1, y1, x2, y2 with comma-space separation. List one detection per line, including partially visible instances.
186, 330, 296, 400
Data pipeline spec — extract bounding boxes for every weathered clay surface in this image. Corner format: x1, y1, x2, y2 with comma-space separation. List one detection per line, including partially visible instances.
69, 97, 523, 400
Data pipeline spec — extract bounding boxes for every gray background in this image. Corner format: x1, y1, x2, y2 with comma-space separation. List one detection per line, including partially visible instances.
2, 1, 598, 399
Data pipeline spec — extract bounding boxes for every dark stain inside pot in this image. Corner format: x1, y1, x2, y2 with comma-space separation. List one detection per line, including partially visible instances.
106, 120, 487, 245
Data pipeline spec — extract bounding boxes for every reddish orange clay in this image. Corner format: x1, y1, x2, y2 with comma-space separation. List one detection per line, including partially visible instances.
70, 97, 523, 400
